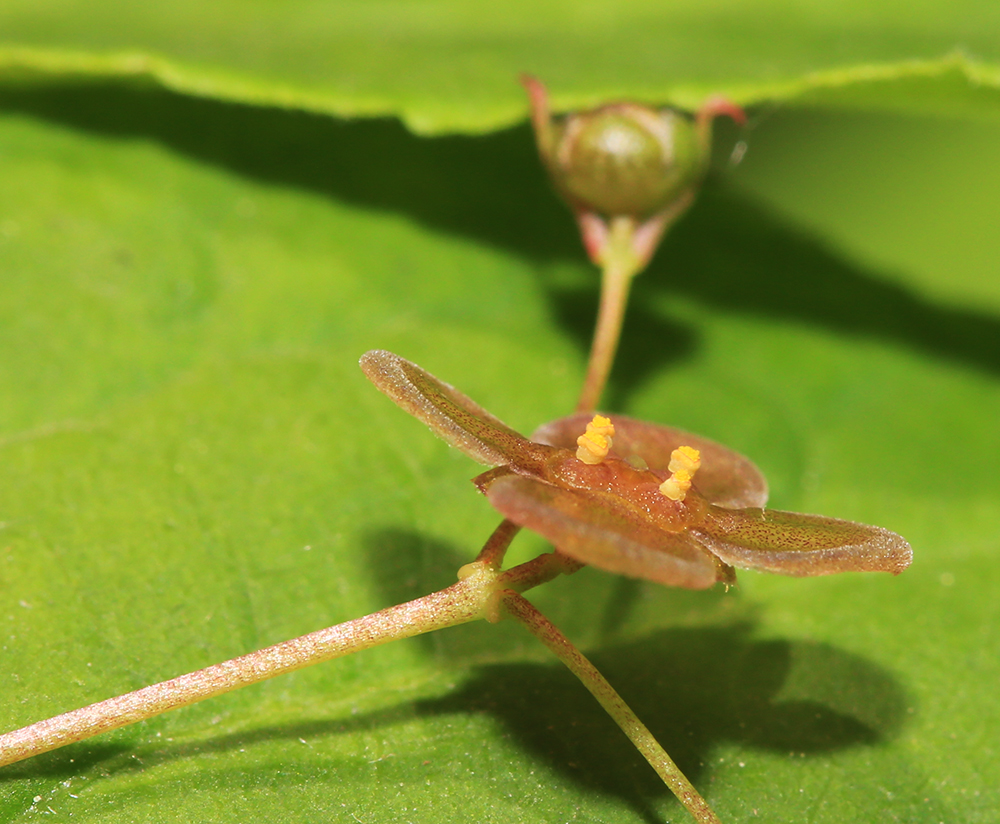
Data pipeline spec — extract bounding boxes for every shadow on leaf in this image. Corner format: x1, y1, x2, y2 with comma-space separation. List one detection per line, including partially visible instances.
3, 620, 909, 824
414, 623, 908, 813
2, 84, 999, 400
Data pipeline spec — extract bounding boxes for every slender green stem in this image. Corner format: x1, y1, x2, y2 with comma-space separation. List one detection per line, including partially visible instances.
575, 194, 696, 413
576, 216, 642, 413
501, 590, 722, 824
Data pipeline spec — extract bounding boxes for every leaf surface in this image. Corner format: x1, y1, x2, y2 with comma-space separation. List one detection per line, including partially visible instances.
2, 7, 1000, 823
2, 2, 1000, 131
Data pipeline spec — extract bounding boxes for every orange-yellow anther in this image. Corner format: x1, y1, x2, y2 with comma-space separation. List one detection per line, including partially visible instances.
668, 445, 701, 475
659, 446, 701, 501
576, 415, 615, 465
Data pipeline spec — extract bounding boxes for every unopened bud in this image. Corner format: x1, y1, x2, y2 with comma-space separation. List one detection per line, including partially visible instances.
549, 103, 704, 218
522, 76, 744, 269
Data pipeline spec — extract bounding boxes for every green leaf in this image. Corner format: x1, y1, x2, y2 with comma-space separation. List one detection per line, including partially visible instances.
3, 2, 1000, 131
2, 7, 1000, 823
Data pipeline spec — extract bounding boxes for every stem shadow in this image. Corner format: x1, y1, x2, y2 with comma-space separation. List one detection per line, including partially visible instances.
417, 623, 910, 811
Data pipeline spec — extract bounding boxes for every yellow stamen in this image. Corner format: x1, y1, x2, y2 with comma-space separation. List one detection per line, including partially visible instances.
576, 415, 615, 465
659, 446, 701, 501
668, 445, 701, 475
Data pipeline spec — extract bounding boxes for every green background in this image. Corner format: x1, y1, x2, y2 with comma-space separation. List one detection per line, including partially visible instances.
1, 3, 998, 822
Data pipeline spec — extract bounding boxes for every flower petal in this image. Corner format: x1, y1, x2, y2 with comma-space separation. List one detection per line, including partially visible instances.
693, 507, 912, 576
479, 468, 729, 589
361, 350, 536, 467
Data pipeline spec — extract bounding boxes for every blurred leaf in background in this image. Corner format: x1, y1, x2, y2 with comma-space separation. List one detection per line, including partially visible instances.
1, 3, 998, 822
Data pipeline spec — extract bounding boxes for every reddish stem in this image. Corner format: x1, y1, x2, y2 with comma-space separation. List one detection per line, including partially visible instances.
575, 216, 641, 413
501, 591, 722, 824
0, 577, 493, 768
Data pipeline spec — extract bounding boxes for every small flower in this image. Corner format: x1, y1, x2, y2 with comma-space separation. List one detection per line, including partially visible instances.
361, 351, 913, 591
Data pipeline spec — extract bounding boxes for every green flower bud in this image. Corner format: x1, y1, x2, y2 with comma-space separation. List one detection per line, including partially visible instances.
547, 102, 705, 218
522, 76, 745, 269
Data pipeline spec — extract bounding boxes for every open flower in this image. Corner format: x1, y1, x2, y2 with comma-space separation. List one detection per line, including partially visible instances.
361, 351, 912, 590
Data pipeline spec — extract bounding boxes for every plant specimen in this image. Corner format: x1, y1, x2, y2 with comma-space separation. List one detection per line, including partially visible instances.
0, 348, 911, 822
0, 81, 912, 824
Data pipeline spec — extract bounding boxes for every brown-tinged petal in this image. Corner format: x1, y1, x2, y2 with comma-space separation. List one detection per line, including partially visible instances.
693, 507, 913, 576
360, 350, 540, 467
534, 413, 768, 509
479, 468, 731, 589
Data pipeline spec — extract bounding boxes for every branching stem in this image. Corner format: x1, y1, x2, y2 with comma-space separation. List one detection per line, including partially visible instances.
0, 521, 719, 823
0, 520, 520, 769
